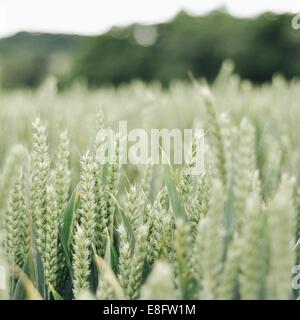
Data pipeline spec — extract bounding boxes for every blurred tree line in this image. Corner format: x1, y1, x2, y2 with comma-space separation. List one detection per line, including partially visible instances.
1, 10, 300, 89
0, 32, 90, 88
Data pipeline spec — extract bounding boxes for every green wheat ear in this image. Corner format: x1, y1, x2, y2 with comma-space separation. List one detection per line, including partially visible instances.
218, 235, 240, 300
73, 151, 96, 299
78, 151, 96, 245
30, 118, 50, 257
140, 261, 178, 300
240, 192, 267, 300
127, 224, 148, 300
0, 144, 28, 211
94, 107, 107, 257
234, 118, 257, 227
191, 217, 208, 296
140, 160, 153, 199
44, 183, 59, 288
267, 175, 295, 300
189, 172, 211, 239
72, 225, 91, 299
201, 179, 224, 299
55, 130, 71, 220
104, 134, 121, 237
201, 87, 227, 187
125, 183, 143, 233
174, 219, 195, 299
4, 169, 29, 268
117, 223, 132, 297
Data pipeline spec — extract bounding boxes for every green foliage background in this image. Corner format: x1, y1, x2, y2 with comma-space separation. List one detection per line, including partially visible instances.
1, 10, 300, 89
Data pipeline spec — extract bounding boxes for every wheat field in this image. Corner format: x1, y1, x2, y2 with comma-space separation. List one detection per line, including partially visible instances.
0, 64, 300, 300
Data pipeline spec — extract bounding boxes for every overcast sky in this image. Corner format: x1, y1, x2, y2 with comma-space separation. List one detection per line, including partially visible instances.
0, 0, 300, 38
